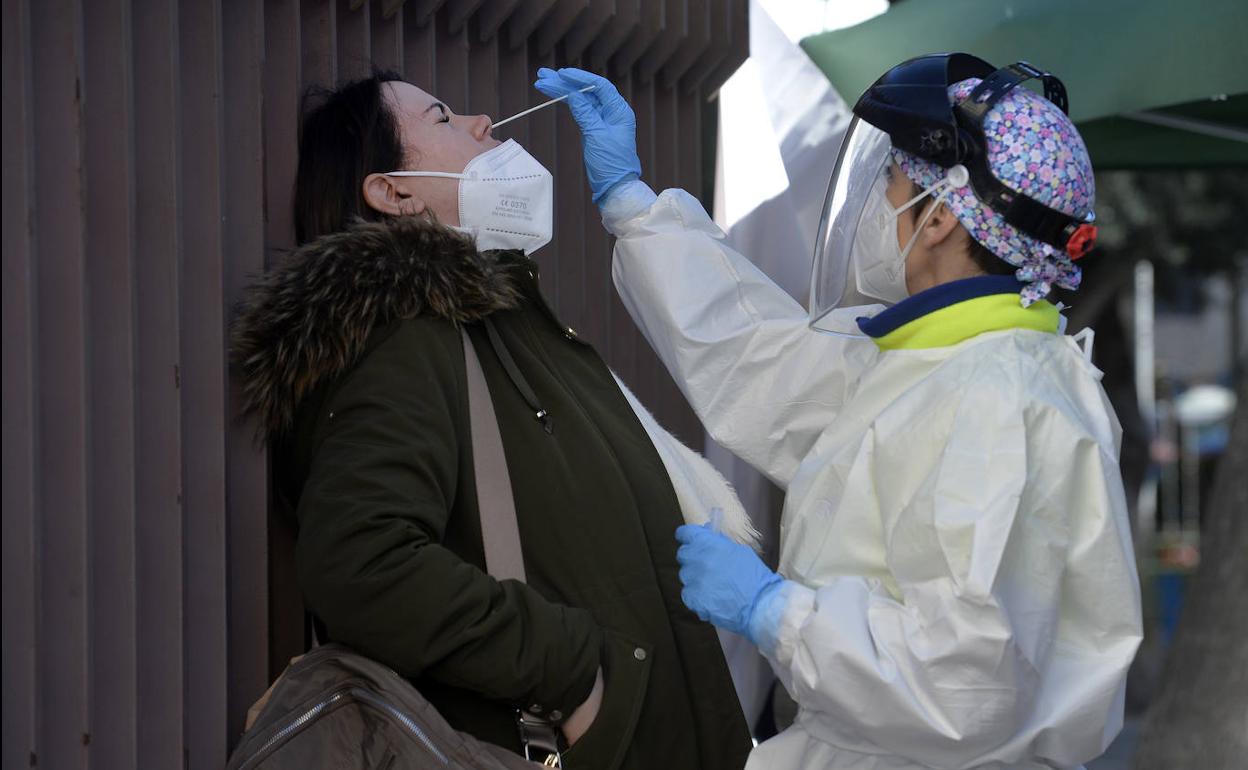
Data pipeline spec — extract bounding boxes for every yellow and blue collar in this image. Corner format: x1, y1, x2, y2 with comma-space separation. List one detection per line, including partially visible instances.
857, 275, 1060, 351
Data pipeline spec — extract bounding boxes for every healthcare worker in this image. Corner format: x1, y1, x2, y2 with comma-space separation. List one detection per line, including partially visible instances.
536, 54, 1142, 770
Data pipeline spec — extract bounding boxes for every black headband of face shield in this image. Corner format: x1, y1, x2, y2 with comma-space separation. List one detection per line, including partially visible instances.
952, 62, 1094, 257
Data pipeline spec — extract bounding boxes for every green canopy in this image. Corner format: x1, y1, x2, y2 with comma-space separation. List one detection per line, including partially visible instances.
800, 0, 1248, 168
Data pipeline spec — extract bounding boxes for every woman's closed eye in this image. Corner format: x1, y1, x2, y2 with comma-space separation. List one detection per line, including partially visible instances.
426, 103, 451, 124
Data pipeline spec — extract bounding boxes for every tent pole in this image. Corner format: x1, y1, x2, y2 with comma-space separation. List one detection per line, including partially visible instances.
1123, 110, 1248, 144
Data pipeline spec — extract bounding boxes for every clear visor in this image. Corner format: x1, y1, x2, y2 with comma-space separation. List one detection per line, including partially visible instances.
808, 118, 893, 335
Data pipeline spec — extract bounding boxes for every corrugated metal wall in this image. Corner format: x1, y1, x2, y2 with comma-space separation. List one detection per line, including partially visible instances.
0, 1, 748, 767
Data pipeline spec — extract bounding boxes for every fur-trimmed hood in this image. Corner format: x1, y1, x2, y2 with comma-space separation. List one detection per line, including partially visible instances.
232, 217, 522, 435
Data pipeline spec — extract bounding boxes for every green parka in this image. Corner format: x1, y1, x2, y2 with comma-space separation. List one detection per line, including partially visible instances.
233, 217, 751, 770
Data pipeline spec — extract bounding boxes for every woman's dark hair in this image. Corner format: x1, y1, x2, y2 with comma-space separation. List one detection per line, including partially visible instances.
294, 71, 408, 245
908, 183, 1014, 277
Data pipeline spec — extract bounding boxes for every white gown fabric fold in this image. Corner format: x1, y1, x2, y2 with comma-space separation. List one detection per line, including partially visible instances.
614, 374, 760, 550
605, 183, 1142, 770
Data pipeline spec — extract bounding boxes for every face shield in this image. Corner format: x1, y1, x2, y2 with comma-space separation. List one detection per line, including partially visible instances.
808, 118, 903, 336
808, 117, 965, 336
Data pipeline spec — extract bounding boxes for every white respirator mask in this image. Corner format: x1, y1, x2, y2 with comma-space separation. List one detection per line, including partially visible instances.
386, 139, 554, 255
850, 171, 943, 305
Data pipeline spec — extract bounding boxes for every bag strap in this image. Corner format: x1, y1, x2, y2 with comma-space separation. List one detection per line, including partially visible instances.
462, 327, 565, 767
461, 327, 527, 583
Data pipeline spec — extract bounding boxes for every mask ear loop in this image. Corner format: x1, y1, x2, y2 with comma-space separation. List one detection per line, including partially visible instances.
888, 165, 970, 256
385, 170, 466, 179
897, 198, 940, 257
886, 164, 969, 221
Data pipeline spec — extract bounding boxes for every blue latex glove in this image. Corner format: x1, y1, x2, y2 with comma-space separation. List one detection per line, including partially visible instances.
675, 523, 785, 644
533, 67, 641, 204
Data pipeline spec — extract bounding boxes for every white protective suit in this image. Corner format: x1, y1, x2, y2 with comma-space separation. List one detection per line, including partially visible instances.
603, 183, 1143, 770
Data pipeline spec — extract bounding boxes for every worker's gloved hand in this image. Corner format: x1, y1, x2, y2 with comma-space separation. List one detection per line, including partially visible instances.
534, 67, 641, 204
676, 523, 786, 645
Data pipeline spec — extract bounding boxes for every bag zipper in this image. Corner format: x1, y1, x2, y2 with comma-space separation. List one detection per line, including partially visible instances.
236, 685, 449, 768
349, 687, 449, 765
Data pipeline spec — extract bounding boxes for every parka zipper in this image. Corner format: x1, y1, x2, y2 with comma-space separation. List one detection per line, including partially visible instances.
483, 316, 554, 434
236, 686, 449, 768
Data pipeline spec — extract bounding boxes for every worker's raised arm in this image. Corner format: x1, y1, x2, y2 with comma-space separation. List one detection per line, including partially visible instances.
537, 67, 878, 486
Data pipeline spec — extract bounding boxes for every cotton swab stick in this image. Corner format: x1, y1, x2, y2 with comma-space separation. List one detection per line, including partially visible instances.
490, 85, 596, 130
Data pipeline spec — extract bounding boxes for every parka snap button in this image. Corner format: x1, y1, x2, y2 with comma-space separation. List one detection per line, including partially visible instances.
529, 704, 543, 714
633, 648, 647, 661
548, 710, 562, 721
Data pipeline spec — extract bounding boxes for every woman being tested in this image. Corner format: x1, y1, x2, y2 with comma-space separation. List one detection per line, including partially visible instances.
538, 54, 1142, 769
232, 72, 752, 769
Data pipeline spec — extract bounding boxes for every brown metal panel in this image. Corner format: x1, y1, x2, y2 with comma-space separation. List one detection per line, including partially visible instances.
302, 0, 337, 89
580, 176, 613, 357
493, 15, 532, 149
403, 4, 436, 86
651, 81, 678, 193
82, 0, 141, 765
180, 1, 231, 766
535, 0, 589, 56
523, 40, 559, 281
562, 0, 613, 61
677, 0, 726, 93
408, 0, 448, 27
588, 0, 637, 72
337, 0, 373, 81
465, 16, 500, 122
475, 0, 523, 43
609, 0, 661, 76
371, 0, 405, 73
259, 8, 305, 701
2, 1, 39, 768
434, 9, 469, 115
132, 0, 187, 765
221, 0, 279, 707
30, 1, 91, 767
676, 75, 702, 207
699, 0, 746, 95
265, 0, 302, 257
637, 0, 687, 83
660, 0, 707, 87
506, 0, 559, 50
446, 0, 487, 35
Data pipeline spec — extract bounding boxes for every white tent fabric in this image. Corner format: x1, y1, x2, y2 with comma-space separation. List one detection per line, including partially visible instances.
709, 0, 885, 729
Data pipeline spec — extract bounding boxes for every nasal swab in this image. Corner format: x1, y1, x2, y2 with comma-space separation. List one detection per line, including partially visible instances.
490, 85, 596, 130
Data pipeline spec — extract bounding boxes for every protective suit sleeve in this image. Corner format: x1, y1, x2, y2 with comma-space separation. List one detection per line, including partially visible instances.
760, 380, 1140, 767
608, 185, 879, 487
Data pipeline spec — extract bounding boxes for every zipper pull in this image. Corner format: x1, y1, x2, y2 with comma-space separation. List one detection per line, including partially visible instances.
536, 409, 554, 435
